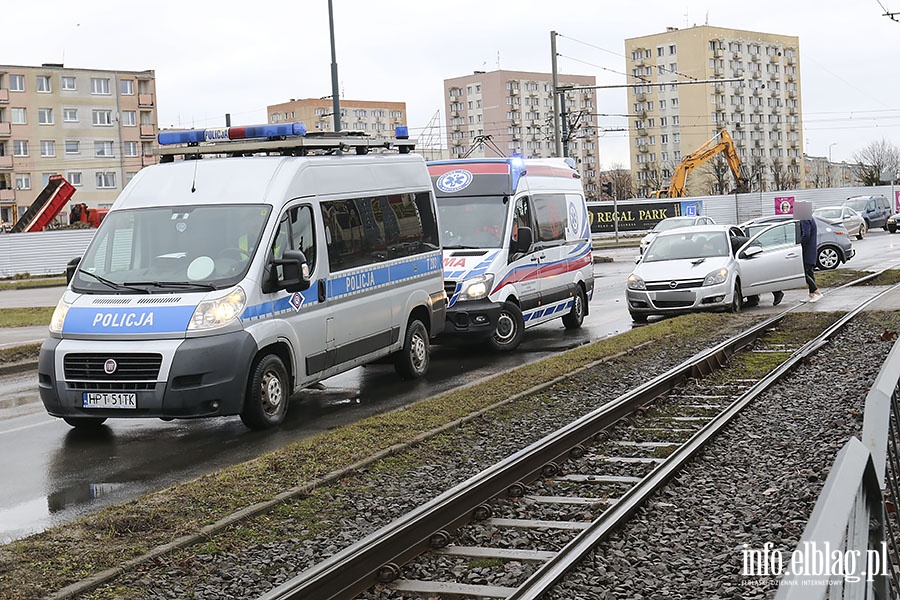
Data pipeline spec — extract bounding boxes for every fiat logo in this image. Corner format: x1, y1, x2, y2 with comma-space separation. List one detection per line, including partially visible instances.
104, 359, 118, 374
669, 281, 679, 289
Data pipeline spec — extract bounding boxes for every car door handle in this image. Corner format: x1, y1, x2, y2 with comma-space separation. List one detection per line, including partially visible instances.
785, 252, 799, 258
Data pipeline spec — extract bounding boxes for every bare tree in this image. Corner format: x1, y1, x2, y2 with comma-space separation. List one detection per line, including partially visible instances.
601, 163, 633, 200
770, 159, 788, 191
707, 156, 731, 195
851, 138, 900, 185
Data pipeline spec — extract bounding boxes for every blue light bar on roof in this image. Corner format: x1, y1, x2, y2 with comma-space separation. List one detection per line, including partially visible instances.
157, 122, 308, 146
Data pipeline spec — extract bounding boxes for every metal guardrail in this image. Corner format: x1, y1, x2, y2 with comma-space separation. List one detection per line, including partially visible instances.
775, 333, 900, 598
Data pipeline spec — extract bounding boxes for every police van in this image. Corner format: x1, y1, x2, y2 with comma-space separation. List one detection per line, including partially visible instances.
39, 124, 446, 430
428, 157, 594, 351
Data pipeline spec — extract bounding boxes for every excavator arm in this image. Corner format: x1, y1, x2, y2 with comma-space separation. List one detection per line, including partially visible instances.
650, 130, 747, 198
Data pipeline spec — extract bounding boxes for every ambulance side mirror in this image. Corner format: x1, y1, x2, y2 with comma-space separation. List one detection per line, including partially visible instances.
514, 227, 533, 253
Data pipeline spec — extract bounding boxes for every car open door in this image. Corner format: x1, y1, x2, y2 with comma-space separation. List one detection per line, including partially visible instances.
736, 221, 805, 296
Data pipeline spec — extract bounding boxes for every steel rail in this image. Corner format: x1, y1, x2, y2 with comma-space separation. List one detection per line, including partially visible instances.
257, 310, 787, 600
507, 282, 900, 600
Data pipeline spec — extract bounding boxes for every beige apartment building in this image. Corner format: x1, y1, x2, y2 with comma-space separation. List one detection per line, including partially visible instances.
0, 64, 158, 226
267, 98, 407, 136
443, 70, 600, 197
625, 25, 802, 197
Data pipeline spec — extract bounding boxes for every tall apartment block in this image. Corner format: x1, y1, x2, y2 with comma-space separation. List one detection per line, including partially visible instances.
443, 70, 600, 197
625, 26, 802, 197
267, 98, 407, 136
0, 64, 158, 225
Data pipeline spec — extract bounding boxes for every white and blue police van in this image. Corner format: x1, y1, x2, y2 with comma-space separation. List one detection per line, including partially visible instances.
39, 124, 446, 430
427, 157, 594, 351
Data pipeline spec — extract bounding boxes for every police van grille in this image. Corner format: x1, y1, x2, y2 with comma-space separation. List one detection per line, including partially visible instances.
136, 296, 182, 304
64, 353, 162, 381
91, 297, 133, 305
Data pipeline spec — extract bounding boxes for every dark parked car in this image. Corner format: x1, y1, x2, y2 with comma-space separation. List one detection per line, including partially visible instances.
843, 195, 891, 230
739, 215, 855, 270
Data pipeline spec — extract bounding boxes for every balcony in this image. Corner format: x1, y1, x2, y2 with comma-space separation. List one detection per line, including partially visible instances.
751, 53, 760, 62
140, 124, 156, 137
0, 155, 11, 169
0, 122, 9, 136
735, 68, 745, 77
0, 89, 7, 103
788, 90, 796, 98
770, 54, 780, 63
0, 189, 14, 202
509, 88, 519, 96
735, 104, 744, 112
635, 92, 646, 102
638, 145, 649, 153
733, 52, 743, 60
138, 93, 154, 107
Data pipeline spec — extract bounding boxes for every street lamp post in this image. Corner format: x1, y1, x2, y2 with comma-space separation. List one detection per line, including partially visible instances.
828, 143, 837, 187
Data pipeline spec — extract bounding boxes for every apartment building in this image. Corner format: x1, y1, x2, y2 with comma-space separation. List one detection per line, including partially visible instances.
268, 98, 407, 136
625, 25, 802, 197
443, 70, 600, 197
0, 64, 158, 226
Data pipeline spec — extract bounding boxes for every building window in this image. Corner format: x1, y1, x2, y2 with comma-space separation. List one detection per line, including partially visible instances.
669, 44, 676, 55
65, 140, 80, 154
9, 75, 24, 92
120, 79, 134, 95
94, 141, 114, 157
63, 108, 78, 122
96, 172, 116, 188
11, 108, 26, 124
13, 140, 28, 156
121, 111, 136, 126
141, 142, 153, 156
67, 172, 82, 186
61, 76, 76, 90
15, 173, 30, 190
36, 76, 52, 93
40, 140, 55, 157
38, 108, 53, 124
90, 78, 111, 95
92, 110, 113, 126
124, 141, 138, 157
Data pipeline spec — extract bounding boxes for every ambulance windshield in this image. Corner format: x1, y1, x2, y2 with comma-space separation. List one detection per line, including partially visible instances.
437, 195, 509, 249
72, 204, 271, 293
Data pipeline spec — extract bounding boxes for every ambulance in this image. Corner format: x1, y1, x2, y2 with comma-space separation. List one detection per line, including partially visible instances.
39, 124, 446, 430
427, 157, 594, 351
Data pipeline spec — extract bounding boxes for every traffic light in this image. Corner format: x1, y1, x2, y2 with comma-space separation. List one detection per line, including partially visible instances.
602, 181, 612, 196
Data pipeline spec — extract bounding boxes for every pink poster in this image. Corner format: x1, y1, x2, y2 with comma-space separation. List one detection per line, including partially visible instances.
895, 190, 900, 212
774, 196, 795, 215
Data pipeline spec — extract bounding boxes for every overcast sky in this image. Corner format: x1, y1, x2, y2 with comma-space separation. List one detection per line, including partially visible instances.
5, 1, 899, 167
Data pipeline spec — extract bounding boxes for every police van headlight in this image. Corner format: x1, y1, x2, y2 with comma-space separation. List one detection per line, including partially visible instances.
189, 287, 246, 330
49, 297, 71, 333
458, 274, 494, 301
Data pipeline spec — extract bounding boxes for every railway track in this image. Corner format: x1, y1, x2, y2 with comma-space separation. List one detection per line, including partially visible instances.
259, 280, 900, 600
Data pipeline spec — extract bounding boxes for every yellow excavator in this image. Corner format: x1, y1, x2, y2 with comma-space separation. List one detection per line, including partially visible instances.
649, 129, 748, 198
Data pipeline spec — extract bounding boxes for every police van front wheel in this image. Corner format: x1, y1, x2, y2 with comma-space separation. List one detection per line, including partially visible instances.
395, 319, 430, 379
241, 354, 289, 430
488, 302, 525, 352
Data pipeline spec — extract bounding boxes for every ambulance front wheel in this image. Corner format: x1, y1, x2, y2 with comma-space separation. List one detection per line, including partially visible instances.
241, 354, 289, 430
395, 318, 430, 379
488, 302, 524, 352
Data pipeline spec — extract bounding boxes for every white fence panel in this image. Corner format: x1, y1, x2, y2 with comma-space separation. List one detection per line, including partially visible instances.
0, 229, 96, 278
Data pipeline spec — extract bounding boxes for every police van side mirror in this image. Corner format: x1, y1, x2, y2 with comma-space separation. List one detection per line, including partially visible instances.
66, 256, 81, 284
263, 250, 310, 294
514, 226, 534, 253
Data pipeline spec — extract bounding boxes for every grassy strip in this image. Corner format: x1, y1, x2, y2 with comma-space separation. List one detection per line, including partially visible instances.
0, 312, 743, 599
0, 343, 41, 365
0, 277, 66, 291
0, 307, 53, 328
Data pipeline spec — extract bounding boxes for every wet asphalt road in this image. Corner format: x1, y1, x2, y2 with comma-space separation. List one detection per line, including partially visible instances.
3, 230, 900, 543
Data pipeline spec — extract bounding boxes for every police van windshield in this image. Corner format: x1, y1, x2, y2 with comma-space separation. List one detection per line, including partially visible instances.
73, 204, 271, 293
437, 196, 509, 249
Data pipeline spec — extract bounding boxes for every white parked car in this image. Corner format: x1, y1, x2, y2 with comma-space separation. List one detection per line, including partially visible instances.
639, 215, 717, 254
813, 205, 866, 240
626, 223, 806, 322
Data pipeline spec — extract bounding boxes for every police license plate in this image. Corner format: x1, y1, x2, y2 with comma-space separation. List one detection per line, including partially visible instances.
83, 392, 137, 409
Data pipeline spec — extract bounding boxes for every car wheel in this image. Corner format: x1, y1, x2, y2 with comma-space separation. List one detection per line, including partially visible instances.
561, 286, 586, 329
817, 246, 840, 270
63, 416, 107, 429
857, 222, 866, 240
241, 354, 289, 430
729, 281, 742, 313
394, 318, 430, 379
488, 301, 525, 352
629, 311, 648, 323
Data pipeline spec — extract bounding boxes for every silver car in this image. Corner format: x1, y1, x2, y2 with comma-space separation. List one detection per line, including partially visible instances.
739, 215, 854, 270
813, 205, 866, 240
626, 224, 805, 322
